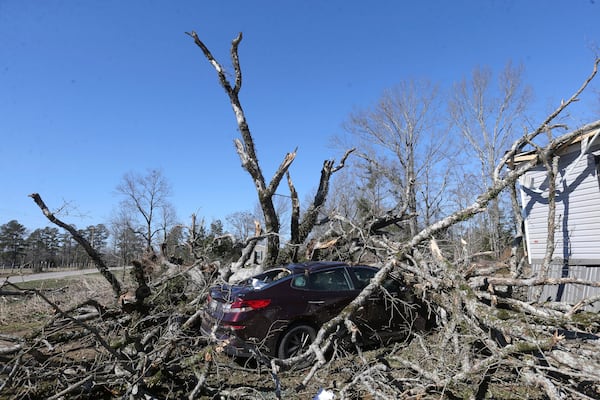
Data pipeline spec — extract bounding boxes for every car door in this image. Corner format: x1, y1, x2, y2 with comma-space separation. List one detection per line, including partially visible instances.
297, 268, 358, 324
347, 267, 390, 330
349, 267, 414, 331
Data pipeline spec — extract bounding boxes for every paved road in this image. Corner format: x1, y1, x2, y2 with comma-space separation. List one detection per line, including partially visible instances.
2, 267, 130, 283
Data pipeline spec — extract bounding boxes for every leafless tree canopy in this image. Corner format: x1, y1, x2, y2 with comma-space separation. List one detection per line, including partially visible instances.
115, 169, 174, 252
450, 62, 533, 256
346, 80, 443, 234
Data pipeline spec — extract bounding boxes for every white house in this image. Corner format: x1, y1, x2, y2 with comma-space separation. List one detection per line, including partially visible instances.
513, 123, 600, 309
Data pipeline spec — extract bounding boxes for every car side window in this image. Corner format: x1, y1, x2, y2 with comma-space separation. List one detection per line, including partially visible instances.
291, 275, 307, 288
307, 269, 352, 291
351, 267, 376, 290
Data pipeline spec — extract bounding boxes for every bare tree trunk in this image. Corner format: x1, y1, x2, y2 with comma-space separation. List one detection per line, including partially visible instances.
187, 31, 295, 266
281, 150, 354, 262
508, 181, 525, 276
188, 31, 353, 266
29, 193, 122, 298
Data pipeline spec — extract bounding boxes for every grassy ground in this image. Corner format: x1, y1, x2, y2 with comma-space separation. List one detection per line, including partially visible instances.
0, 274, 118, 335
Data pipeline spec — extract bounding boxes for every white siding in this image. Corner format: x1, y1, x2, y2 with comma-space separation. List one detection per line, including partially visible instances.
528, 263, 600, 311
520, 150, 600, 264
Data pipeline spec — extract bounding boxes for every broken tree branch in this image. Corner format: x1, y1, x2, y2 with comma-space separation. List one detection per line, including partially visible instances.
29, 193, 122, 298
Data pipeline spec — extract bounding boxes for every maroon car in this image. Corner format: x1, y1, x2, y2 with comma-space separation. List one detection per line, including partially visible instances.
200, 261, 425, 359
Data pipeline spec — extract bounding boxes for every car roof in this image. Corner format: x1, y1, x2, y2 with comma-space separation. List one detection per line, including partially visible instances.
284, 261, 373, 274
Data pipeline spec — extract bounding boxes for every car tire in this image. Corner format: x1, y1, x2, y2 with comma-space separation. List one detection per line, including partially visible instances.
277, 324, 316, 360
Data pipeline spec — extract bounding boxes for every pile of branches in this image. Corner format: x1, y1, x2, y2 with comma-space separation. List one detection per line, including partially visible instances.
4, 188, 600, 400
0, 262, 213, 399
306, 241, 600, 399
264, 61, 600, 399
3, 112, 600, 399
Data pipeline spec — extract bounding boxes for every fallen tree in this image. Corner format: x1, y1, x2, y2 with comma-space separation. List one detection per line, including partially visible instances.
269, 59, 600, 399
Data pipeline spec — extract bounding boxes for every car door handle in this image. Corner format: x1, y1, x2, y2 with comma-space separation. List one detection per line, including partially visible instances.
308, 301, 325, 304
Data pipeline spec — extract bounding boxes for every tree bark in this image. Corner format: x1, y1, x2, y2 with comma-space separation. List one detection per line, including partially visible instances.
29, 193, 122, 298
188, 30, 297, 266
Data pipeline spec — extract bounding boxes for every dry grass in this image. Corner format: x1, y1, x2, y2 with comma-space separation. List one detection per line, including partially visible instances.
0, 274, 121, 336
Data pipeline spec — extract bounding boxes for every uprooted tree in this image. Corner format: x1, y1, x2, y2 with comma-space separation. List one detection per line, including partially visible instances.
2, 31, 600, 399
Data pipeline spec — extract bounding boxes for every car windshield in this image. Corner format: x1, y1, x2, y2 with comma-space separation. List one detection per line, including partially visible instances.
242, 268, 291, 290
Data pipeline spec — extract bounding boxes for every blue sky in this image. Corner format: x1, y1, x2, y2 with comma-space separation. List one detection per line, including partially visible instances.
1, 0, 598, 232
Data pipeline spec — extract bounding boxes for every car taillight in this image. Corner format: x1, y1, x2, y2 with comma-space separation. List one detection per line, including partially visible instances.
226, 298, 271, 312
224, 324, 246, 330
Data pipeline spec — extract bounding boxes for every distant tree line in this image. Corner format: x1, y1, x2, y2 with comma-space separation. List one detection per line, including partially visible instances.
1, 166, 256, 271
0, 216, 239, 271
0, 220, 111, 272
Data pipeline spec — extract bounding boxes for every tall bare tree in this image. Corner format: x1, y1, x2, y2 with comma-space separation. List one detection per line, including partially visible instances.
450, 61, 532, 255
115, 169, 173, 252
187, 31, 292, 266
226, 210, 256, 241
342, 79, 448, 238
188, 31, 351, 266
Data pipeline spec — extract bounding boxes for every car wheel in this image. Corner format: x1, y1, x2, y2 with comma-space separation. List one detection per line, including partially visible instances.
277, 324, 316, 360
